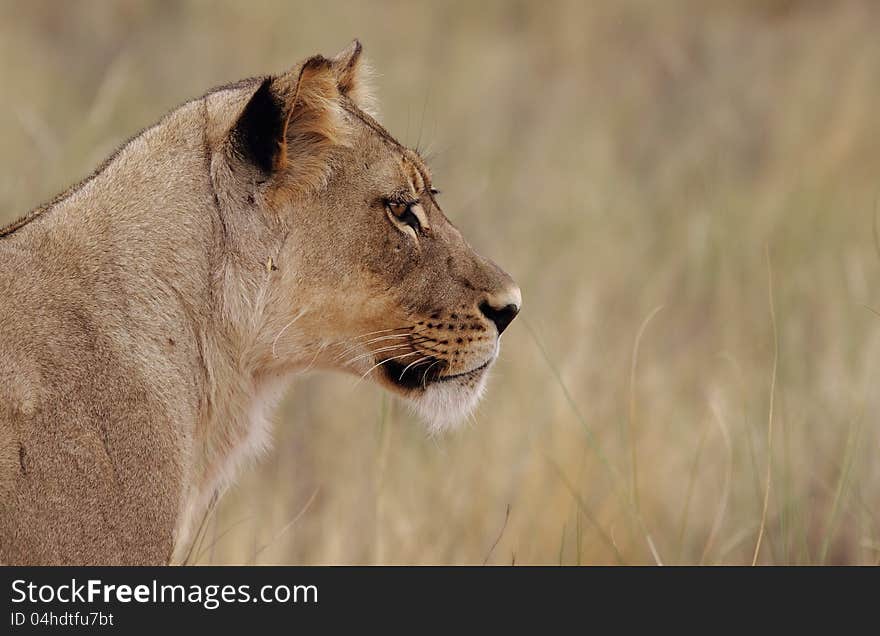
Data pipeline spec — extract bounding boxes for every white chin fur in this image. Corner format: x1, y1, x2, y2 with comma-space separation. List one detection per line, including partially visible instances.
408, 371, 489, 435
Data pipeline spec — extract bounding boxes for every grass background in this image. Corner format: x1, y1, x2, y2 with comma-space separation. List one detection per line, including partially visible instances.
1, 0, 879, 564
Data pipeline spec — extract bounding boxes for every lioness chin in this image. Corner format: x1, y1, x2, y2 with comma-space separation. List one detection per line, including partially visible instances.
0, 41, 520, 565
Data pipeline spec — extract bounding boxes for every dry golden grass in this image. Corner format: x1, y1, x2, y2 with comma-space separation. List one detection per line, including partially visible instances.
2, 0, 879, 564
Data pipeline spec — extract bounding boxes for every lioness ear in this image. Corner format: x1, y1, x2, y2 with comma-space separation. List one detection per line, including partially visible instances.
228, 57, 343, 182
332, 40, 362, 94
228, 42, 372, 186
331, 40, 375, 113
231, 77, 286, 175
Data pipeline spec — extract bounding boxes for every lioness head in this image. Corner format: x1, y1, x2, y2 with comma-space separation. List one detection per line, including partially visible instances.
206, 42, 520, 432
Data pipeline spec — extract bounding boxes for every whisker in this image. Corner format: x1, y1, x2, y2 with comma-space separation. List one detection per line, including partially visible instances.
333, 333, 417, 361
341, 343, 415, 367
349, 327, 410, 341
398, 356, 433, 381
422, 360, 443, 388
294, 341, 328, 375
271, 309, 308, 359
356, 351, 421, 384
357, 333, 417, 347
336, 337, 434, 365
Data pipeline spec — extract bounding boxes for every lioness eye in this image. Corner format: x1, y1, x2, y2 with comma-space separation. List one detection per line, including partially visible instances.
386, 200, 422, 233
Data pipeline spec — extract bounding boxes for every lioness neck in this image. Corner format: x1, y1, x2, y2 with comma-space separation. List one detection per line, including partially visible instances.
3, 96, 297, 561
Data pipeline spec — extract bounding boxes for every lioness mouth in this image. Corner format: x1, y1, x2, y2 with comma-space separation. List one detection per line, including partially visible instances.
382, 356, 492, 390
382, 357, 447, 390
435, 359, 492, 383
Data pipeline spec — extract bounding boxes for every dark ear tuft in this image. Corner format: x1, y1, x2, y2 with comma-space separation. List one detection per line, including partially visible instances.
232, 77, 285, 174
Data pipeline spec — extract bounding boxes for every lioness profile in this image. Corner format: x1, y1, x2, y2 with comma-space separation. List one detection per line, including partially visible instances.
0, 42, 520, 565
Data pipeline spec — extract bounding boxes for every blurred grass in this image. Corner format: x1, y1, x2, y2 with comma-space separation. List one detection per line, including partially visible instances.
2, 0, 880, 564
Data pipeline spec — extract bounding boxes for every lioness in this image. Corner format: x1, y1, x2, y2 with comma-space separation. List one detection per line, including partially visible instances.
0, 42, 520, 565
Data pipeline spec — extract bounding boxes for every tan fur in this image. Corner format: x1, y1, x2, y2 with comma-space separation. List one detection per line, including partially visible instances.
0, 42, 520, 565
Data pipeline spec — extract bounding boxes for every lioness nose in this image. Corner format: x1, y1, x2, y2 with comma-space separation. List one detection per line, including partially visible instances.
479, 287, 522, 335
